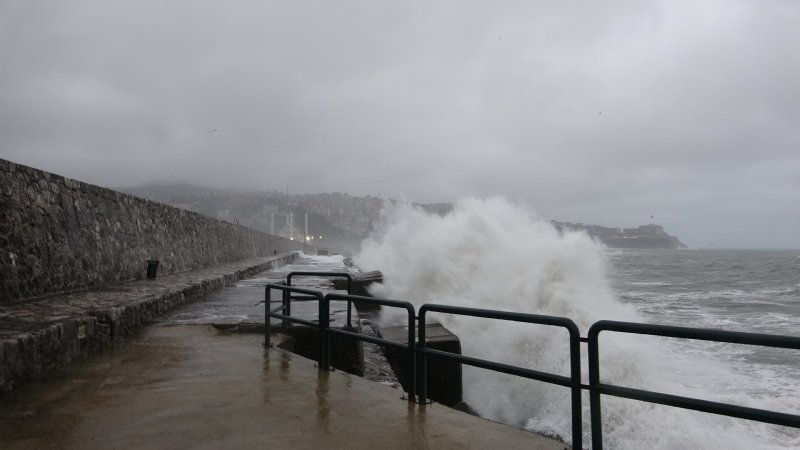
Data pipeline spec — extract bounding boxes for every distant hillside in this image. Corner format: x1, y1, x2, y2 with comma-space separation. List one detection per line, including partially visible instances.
120, 184, 686, 251
118, 184, 453, 254
551, 221, 687, 249
120, 184, 363, 254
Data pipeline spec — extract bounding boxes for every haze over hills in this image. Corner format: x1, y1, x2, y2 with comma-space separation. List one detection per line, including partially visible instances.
120, 184, 687, 252
121, 183, 367, 253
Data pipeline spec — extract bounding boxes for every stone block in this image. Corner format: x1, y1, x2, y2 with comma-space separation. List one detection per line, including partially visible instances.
379, 322, 462, 407
276, 325, 365, 377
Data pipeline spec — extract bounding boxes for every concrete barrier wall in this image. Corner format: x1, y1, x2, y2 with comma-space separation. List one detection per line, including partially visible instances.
0, 158, 304, 303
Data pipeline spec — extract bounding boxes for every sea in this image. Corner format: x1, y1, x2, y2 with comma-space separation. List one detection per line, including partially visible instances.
602, 248, 800, 449
354, 197, 800, 450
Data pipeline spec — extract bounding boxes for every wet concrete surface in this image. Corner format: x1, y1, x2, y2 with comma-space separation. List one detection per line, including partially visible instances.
161, 255, 401, 387
0, 324, 565, 449
0, 253, 299, 394
161, 256, 353, 328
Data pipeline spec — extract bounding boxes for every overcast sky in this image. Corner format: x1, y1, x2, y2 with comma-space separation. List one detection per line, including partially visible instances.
1, 1, 798, 248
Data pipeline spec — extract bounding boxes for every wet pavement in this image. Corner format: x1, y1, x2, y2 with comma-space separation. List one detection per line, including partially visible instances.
0, 324, 565, 449
1, 254, 566, 449
161, 255, 354, 328
1, 254, 299, 394
161, 254, 401, 387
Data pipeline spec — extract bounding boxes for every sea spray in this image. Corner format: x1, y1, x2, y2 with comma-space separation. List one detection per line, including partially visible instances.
356, 198, 798, 449
357, 198, 635, 323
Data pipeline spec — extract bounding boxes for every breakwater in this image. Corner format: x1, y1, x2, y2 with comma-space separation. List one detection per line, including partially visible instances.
0, 158, 306, 393
0, 158, 304, 303
0, 255, 299, 394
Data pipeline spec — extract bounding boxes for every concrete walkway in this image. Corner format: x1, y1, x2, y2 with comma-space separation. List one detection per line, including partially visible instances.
0, 324, 567, 450
0, 253, 299, 394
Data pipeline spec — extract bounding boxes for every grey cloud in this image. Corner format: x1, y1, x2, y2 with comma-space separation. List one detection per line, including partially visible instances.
1, 0, 798, 248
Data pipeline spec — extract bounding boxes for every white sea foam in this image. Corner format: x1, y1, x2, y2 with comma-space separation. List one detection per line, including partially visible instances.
356, 197, 799, 449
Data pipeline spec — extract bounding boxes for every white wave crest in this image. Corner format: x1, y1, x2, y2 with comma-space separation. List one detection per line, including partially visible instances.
355, 197, 798, 449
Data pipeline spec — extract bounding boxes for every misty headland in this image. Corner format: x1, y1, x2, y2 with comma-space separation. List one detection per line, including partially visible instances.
121, 183, 687, 253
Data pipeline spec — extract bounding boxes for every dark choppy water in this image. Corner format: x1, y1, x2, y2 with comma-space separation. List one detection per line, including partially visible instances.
604, 249, 800, 449
608, 249, 800, 336
356, 199, 800, 450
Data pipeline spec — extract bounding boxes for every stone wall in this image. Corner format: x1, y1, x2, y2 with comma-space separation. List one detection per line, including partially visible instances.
0, 158, 304, 303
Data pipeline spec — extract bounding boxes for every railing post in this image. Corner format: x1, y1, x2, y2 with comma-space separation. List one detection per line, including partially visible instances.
319, 292, 330, 370
285, 274, 292, 329
568, 326, 582, 450
588, 325, 603, 450
345, 274, 353, 328
264, 285, 272, 348
282, 289, 290, 327
417, 309, 428, 404
407, 309, 416, 402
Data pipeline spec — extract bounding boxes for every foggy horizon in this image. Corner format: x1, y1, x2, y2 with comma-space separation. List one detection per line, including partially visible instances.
2, 1, 798, 249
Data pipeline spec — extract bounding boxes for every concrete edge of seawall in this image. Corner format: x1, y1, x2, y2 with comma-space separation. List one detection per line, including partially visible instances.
0, 252, 300, 396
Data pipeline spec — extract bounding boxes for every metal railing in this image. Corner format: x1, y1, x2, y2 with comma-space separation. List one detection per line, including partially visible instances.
326, 293, 417, 397
287, 271, 353, 326
264, 273, 800, 449
418, 304, 582, 448
264, 282, 328, 366
587, 320, 800, 450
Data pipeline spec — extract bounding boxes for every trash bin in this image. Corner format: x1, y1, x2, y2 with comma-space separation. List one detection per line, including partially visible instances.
146, 260, 159, 279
